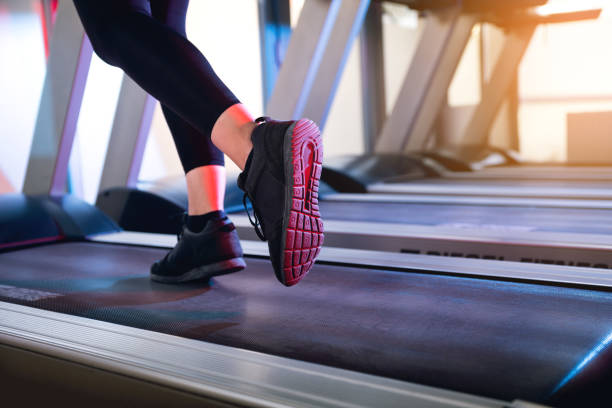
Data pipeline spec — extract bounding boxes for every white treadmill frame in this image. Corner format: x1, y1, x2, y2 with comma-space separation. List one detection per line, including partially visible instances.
22, 0, 92, 196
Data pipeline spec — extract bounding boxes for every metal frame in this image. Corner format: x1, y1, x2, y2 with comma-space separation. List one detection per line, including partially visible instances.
40, 0, 54, 35
322, 193, 612, 210
257, 0, 292, 107
0, 301, 508, 408
359, 2, 387, 153
376, 6, 477, 153
265, 0, 340, 120
25, 0, 157, 197
368, 181, 612, 200
442, 165, 612, 180
300, 0, 371, 128
459, 23, 536, 146
266, 0, 370, 128
23, 0, 92, 196
96, 78, 157, 193
40, 0, 57, 58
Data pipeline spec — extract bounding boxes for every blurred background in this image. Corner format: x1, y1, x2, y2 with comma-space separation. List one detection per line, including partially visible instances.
1, 0, 611, 202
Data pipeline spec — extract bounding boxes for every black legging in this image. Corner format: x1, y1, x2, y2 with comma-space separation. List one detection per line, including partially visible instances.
73, 0, 240, 173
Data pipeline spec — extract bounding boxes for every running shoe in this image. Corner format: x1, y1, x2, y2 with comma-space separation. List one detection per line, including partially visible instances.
150, 214, 245, 283
238, 117, 324, 286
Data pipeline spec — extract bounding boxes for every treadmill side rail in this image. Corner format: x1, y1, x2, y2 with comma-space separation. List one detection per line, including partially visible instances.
91, 231, 612, 290
0, 301, 509, 408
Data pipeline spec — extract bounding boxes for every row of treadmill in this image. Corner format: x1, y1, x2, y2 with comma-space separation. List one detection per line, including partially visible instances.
1, 1, 611, 407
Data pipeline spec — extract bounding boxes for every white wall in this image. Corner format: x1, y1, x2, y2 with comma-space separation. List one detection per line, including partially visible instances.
0, 2, 45, 192
518, 7, 612, 161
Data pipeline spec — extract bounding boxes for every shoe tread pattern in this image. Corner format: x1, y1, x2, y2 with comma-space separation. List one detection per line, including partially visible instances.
283, 119, 324, 286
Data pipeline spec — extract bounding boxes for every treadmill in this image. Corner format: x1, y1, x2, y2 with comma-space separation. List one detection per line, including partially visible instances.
340, 2, 610, 199
5, 171, 612, 406
3, 230, 612, 407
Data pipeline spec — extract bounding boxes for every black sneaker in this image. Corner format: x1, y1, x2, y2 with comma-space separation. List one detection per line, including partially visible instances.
150, 215, 246, 283
238, 117, 324, 287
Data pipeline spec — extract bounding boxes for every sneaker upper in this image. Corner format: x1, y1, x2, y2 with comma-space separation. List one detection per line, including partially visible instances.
238, 120, 293, 272
238, 118, 323, 286
150, 216, 243, 279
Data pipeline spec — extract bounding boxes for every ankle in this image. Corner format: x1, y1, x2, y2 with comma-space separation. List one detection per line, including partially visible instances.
187, 210, 226, 233
185, 165, 226, 215
211, 104, 256, 171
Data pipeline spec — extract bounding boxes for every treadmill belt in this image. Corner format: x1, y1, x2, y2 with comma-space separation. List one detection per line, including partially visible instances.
320, 201, 612, 235
1, 242, 612, 404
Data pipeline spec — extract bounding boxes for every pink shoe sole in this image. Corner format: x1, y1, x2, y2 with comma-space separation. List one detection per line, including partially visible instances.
281, 119, 324, 286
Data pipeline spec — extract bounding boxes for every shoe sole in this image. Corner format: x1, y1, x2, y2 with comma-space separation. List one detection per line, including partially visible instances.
150, 257, 246, 284
281, 119, 324, 286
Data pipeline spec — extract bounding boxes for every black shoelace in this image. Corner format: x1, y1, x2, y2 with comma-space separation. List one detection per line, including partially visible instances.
243, 193, 266, 241
241, 116, 270, 242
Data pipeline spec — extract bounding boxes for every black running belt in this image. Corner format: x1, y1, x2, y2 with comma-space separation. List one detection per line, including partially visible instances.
1, 242, 612, 404
318, 201, 612, 234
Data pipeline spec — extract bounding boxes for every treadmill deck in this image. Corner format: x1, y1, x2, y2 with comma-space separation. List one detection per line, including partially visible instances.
1, 241, 612, 404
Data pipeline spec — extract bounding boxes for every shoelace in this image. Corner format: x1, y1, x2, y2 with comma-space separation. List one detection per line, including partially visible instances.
243, 193, 266, 241
241, 116, 270, 242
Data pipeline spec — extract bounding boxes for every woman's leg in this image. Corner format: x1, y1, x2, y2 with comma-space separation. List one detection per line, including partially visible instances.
148, 0, 256, 172
149, 0, 226, 217
73, 0, 246, 282
72, 0, 323, 286
73, 0, 253, 212
73, 0, 242, 140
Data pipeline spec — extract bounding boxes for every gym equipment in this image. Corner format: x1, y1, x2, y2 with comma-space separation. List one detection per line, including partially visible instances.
2, 2, 612, 406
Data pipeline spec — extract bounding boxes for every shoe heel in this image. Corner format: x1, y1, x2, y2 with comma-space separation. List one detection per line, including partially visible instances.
152, 257, 246, 284
208, 257, 247, 278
